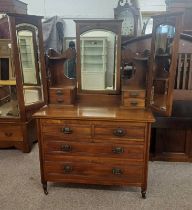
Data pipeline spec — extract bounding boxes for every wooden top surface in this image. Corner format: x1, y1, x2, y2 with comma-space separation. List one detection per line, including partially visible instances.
33, 105, 155, 123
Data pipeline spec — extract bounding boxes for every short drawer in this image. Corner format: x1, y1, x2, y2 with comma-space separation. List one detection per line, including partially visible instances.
43, 141, 145, 160
123, 90, 145, 99
94, 124, 145, 141
44, 160, 144, 185
123, 98, 145, 108
49, 87, 75, 105
42, 124, 92, 140
0, 124, 23, 142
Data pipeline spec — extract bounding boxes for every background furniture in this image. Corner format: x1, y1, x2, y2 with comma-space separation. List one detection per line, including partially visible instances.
0, 13, 48, 152
114, 0, 141, 42
80, 37, 107, 90
0, 0, 27, 14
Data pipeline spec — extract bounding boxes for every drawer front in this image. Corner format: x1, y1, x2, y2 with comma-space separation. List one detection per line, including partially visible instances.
43, 141, 145, 160
123, 90, 145, 99
0, 124, 23, 141
94, 124, 145, 141
123, 98, 145, 108
49, 88, 75, 105
42, 124, 92, 140
44, 160, 144, 184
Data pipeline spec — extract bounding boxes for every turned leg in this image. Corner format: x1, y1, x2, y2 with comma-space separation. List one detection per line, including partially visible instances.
141, 188, 146, 199
42, 182, 48, 195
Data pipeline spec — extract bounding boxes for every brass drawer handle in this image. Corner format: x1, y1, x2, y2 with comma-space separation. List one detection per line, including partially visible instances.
64, 165, 72, 173
56, 90, 64, 96
130, 92, 139, 97
57, 99, 64, 103
112, 147, 124, 154
130, 101, 138, 106
60, 127, 73, 134
112, 168, 123, 175
4, 132, 13, 137
113, 128, 126, 137
61, 144, 72, 152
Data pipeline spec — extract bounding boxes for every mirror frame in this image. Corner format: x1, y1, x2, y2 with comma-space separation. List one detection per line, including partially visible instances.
74, 19, 122, 94
146, 12, 183, 116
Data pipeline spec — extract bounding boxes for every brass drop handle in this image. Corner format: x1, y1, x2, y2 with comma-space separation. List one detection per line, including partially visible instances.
112, 168, 123, 175
130, 92, 139, 97
56, 90, 64, 96
61, 127, 73, 134
61, 144, 72, 152
112, 147, 124, 154
4, 132, 13, 137
57, 99, 64, 103
113, 128, 126, 137
64, 165, 72, 173
130, 101, 138, 106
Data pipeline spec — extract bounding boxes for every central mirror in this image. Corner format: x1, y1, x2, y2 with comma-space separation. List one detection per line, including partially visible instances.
75, 20, 122, 94
80, 30, 117, 91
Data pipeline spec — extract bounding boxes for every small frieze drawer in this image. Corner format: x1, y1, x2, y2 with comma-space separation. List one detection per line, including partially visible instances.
123, 90, 146, 99
94, 125, 145, 141
49, 87, 75, 105
123, 98, 145, 108
42, 124, 92, 139
43, 141, 145, 160
0, 124, 23, 142
44, 161, 144, 184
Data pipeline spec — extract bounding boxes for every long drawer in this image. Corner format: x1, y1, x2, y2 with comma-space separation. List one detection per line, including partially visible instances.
44, 160, 144, 185
43, 141, 145, 161
0, 124, 23, 142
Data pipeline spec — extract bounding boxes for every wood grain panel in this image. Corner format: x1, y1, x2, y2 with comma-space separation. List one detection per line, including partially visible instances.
0, 124, 23, 142
43, 141, 145, 160
44, 160, 144, 184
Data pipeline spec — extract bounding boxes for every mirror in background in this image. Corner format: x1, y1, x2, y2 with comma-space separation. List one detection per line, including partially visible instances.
17, 24, 44, 106
80, 30, 117, 91
151, 24, 176, 111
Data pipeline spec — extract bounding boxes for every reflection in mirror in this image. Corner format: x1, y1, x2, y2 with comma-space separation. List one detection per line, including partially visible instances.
17, 24, 44, 105
17, 30, 37, 84
155, 24, 175, 56
118, 10, 134, 36
80, 30, 117, 91
64, 38, 76, 79
151, 24, 176, 111
0, 83, 19, 118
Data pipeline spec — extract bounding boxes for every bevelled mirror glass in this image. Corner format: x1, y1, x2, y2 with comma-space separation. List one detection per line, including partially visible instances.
17, 24, 44, 105
150, 24, 175, 111
80, 30, 117, 91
